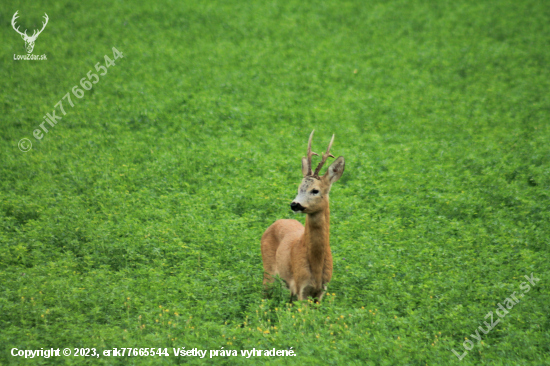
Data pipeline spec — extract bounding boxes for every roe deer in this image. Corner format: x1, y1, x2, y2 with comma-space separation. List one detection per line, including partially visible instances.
261, 130, 345, 302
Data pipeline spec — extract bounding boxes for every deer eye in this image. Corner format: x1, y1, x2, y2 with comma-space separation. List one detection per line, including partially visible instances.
311, 189, 319, 195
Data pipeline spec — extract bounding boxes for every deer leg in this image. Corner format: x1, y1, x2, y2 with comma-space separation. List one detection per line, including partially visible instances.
262, 272, 275, 298
297, 285, 313, 302
315, 285, 328, 303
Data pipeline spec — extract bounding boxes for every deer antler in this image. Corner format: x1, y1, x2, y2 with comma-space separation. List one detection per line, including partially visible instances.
11, 11, 28, 37
29, 13, 48, 40
305, 130, 319, 176
313, 134, 335, 177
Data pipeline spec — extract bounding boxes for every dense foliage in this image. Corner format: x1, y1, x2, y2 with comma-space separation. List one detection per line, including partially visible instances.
1, 0, 549, 364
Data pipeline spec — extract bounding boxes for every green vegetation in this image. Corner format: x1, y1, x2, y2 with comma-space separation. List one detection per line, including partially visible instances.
1, 0, 549, 364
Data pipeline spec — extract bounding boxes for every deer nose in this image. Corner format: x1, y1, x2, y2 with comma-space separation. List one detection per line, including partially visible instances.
290, 202, 305, 212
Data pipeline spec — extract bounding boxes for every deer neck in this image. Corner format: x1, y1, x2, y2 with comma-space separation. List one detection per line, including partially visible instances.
303, 202, 330, 288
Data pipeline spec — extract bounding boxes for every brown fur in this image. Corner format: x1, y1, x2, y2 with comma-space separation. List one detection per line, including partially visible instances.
261, 137, 344, 302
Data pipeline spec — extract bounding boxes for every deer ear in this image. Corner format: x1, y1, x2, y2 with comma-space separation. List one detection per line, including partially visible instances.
301, 157, 309, 177
325, 156, 345, 184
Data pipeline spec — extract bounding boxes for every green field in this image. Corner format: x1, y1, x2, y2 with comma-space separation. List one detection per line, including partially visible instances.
1, 0, 549, 364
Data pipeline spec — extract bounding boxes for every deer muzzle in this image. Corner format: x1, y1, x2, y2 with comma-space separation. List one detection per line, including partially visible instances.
290, 202, 305, 212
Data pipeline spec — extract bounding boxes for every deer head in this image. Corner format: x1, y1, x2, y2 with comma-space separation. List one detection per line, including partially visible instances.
12, 11, 49, 54
291, 130, 345, 214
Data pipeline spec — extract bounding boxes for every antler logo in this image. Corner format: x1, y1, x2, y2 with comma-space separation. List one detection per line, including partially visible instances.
11, 11, 49, 54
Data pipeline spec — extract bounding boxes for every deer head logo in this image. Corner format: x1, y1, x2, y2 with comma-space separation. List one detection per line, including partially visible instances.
11, 11, 49, 54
